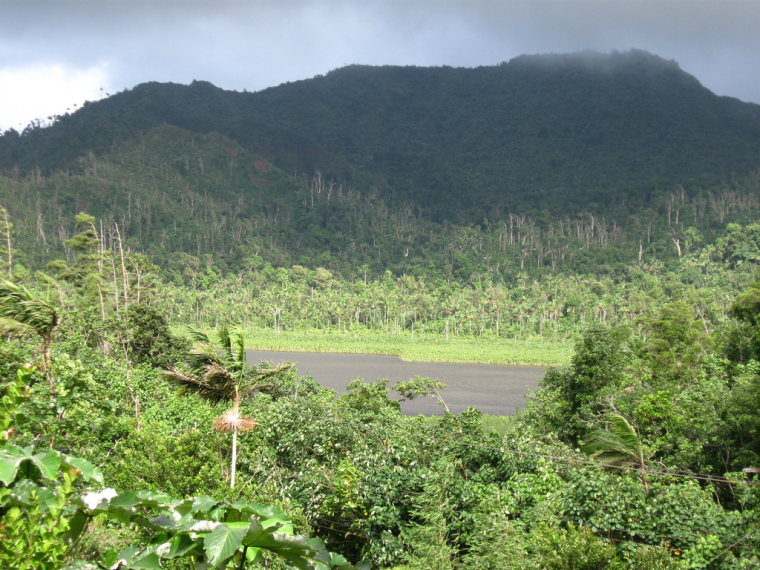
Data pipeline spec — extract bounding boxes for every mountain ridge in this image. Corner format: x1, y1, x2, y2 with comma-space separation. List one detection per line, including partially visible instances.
2, 49, 760, 223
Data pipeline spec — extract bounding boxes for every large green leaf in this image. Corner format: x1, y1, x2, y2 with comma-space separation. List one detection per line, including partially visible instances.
146, 514, 177, 531
133, 490, 175, 508
203, 523, 248, 567
166, 534, 199, 559
97, 491, 140, 521
62, 512, 90, 547
31, 449, 62, 480
106, 546, 141, 568
193, 495, 218, 511
249, 502, 289, 521
0, 445, 28, 484
251, 532, 319, 570
66, 456, 103, 484
0, 446, 64, 483
129, 552, 162, 570
241, 519, 279, 545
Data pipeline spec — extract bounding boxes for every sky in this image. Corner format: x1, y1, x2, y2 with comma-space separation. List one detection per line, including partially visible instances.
1, 0, 760, 131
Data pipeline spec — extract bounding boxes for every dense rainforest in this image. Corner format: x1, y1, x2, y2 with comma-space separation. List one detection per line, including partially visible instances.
1, 50, 760, 568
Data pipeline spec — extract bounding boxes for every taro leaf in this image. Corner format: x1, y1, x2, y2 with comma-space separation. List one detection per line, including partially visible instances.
253, 532, 319, 570
133, 490, 174, 509
203, 522, 248, 567
66, 456, 103, 484
129, 552, 162, 570
325, 551, 365, 570
116, 544, 166, 570
0, 445, 33, 484
107, 546, 141, 568
102, 492, 140, 522
249, 503, 288, 521
245, 546, 264, 565
172, 497, 194, 518
296, 537, 366, 570
190, 519, 222, 533
242, 519, 278, 545
247, 503, 294, 534
62, 511, 90, 546
265, 517, 294, 534
31, 449, 61, 480
167, 533, 199, 559
191, 495, 217, 514
147, 514, 177, 531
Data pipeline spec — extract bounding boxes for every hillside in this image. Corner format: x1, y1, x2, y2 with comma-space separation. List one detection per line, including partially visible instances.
2, 50, 760, 277
4, 50, 760, 217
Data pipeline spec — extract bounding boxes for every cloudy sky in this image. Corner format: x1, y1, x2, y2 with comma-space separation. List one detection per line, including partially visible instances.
1, 0, 759, 131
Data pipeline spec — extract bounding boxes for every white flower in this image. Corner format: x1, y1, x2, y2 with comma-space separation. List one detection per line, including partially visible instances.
82, 488, 118, 509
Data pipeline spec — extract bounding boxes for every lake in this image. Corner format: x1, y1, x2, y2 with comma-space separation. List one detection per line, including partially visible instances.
247, 350, 547, 416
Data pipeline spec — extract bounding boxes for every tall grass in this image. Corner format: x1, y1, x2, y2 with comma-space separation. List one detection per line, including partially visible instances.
238, 328, 572, 366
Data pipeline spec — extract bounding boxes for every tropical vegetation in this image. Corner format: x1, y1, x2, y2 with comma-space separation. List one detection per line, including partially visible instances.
1, 50, 760, 568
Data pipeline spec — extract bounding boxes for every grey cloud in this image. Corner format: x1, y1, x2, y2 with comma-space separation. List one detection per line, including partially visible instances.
2, 0, 760, 104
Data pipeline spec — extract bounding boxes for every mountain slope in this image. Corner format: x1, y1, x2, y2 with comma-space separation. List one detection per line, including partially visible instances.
3, 50, 760, 223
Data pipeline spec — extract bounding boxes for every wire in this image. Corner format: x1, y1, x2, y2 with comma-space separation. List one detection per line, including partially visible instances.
704, 525, 760, 566
229, 397, 760, 560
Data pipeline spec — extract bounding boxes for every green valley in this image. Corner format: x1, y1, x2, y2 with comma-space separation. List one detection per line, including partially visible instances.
1, 50, 760, 568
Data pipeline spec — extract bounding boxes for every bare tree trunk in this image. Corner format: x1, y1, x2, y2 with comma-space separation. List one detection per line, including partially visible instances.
42, 335, 54, 389
230, 394, 240, 488
640, 463, 649, 491
230, 427, 238, 489
0, 206, 13, 279
110, 254, 121, 312
114, 224, 130, 311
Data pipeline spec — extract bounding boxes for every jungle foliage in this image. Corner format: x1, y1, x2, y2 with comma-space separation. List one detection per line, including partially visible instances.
1, 49, 760, 568
0, 208, 758, 568
2, 51, 760, 284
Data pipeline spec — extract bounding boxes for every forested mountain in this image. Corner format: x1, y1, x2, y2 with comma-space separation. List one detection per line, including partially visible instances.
1, 49, 760, 278
5, 49, 760, 215
3, 50, 760, 568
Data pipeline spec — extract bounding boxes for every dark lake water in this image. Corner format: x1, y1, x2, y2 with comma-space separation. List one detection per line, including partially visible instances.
247, 350, 547, 416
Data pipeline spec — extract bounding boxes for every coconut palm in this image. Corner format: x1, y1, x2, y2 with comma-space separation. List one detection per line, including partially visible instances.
164, 326, 291, 488
584, 413, 651, 490
0, 280, 61, 387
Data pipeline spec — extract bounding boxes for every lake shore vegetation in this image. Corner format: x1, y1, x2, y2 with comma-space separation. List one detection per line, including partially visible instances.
0, 208, 759, 568
2, 54, 760, 567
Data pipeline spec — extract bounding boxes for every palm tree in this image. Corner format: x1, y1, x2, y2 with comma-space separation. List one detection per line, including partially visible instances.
584, 413, 651, 490
164, 326, 291, 488
0, 280, 61, 388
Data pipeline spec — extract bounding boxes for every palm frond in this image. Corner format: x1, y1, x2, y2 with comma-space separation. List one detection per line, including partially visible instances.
34, 271, 65, 304
19, 297, 60, 332
164, 367, 230, 402
239, 363, 293, 395
217, 325, 232, 357
0, 316, 35, 338
0, 280, 60, 335
232, 329, 246, 369
186, 325, 211, 345
202, 362, 237, 399
202, 361, 235, 382
187, 344, 225, 371
585, 413, 646, 467
607, 414, 644, 455
164, 366, 209, 391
